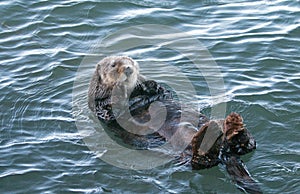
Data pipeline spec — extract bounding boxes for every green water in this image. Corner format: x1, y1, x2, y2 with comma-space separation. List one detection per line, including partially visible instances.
1, 0, 299, 193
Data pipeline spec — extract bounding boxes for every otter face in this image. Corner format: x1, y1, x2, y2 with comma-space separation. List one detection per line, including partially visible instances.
98, 56, 139, 90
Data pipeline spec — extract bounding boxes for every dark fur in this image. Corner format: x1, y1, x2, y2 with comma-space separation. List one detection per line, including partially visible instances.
88, 56, 260, 193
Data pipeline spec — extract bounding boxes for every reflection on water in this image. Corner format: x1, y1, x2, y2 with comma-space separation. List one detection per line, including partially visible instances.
1, 0, 299, 193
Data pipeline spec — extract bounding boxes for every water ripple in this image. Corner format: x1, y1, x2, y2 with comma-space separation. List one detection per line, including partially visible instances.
0, 0, 299, 193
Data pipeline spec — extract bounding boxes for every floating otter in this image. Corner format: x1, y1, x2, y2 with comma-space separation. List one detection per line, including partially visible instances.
88, 56, 262, 193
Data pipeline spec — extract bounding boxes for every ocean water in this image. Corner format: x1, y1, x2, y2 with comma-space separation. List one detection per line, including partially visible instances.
0, 0, 299, 193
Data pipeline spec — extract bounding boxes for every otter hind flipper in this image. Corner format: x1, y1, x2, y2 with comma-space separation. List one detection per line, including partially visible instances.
191, 121, 224, 169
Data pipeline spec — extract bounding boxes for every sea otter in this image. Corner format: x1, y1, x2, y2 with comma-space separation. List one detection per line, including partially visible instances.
88, 56, 261, 193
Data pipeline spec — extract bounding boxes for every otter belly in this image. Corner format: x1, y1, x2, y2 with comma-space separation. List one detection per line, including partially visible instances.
89, 67, 260, 193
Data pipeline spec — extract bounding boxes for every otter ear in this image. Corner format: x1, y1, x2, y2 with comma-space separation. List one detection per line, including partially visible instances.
95, 63, 103, 82
88, 63, 103, 111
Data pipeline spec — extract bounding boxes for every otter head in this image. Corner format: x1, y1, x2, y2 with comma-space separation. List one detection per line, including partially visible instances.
223, 112, 256, 155
98, 56, 139, 90
88, 56, 141, 112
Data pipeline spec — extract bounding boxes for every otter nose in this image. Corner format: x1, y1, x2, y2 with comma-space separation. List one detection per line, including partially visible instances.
124, 66, 133, 76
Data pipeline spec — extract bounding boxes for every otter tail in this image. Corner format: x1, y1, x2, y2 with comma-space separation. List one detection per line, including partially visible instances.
222, 155, 262, 194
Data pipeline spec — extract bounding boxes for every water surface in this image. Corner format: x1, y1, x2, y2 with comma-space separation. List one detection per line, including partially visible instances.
0, 0, 299, 193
